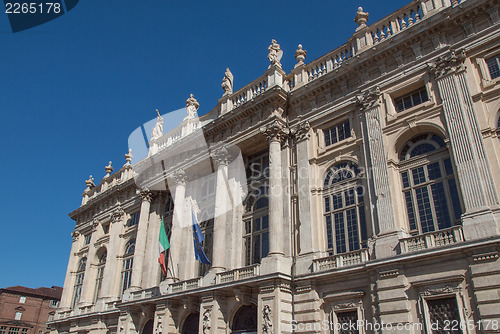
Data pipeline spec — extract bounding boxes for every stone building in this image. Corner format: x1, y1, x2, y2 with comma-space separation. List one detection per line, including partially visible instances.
1, 286, 62, 334
50, 0, 500, 333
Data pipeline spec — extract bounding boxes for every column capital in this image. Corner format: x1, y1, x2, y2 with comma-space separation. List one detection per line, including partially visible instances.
356, 86, 381, 110
429, 49, 466, 79
172, 169, 187, 186
293, 121, 311, 142
139, 188, 153, 202
260, 120, 289, 143
213, 146, 230, 168
111, 207, 125, 223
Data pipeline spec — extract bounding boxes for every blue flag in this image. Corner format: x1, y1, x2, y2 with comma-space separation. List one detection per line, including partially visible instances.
191, 210, 211, 265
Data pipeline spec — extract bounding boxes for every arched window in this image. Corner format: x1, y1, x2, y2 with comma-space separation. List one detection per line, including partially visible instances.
399, 133, 463, 234
94, 249, 106, 302
72, 257, 86, 308
231, 305, 257, 334
121, 240, 135, 293
323, 162, 367, 255
181, 313, 200, 334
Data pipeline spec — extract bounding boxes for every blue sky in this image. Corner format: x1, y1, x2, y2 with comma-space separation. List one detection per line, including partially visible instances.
0, 0, 405, 289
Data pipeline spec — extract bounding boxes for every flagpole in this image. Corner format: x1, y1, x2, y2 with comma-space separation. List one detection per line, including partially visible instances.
160, 160, 177, 281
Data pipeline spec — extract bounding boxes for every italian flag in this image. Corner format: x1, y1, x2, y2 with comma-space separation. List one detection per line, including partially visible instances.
158, 218, 170, 276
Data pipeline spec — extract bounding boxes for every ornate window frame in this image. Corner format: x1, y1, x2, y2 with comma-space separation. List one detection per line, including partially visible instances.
324, 291, 365, 334
385, 79, 435, 121
473, 47, 500, 89
413, 275, 471, 334
317, 113, 356, 153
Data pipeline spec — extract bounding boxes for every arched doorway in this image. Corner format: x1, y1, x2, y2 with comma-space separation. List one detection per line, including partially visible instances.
231, 305, 257, 334
142, 319, 153, 334
181, 312, 199, 334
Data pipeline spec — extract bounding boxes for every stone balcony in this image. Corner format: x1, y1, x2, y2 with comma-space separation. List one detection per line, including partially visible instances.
215, 264, 260, 284
169, 277, 203, 293
313, 248, 370, 273
401, 225, 465, 253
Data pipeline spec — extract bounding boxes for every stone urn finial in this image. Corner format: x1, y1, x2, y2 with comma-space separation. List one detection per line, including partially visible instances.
85, 175, 95, 190
125, 149, 133, 165
104, 161, 113, 178
294, 44, 307, 68
355, 7, 369, 30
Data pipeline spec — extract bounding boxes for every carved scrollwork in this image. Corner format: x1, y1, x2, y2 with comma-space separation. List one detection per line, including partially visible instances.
356, 86, 381, 110
111, 207, 125, 223
294, 121, 311, 142
422, 286, 456, 296
260, 120, 289, 143
262, 305, 273, 334
172, 169, 187, 186
139, 188, 152, 202
429, 49, 466, 79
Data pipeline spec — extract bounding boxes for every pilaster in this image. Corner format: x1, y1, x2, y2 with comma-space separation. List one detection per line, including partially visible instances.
259, 281, 293, 334
430, 49, 500, 239
79, 220, 100, 306
102, 207, 125, 301
59, 231, 81, 310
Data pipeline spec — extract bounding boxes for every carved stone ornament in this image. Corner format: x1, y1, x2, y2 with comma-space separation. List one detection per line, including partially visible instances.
173, 169, 187, 186
422, 286, 456, 296
267, 39, 283, 69
294, 44, 307, 67
213, 146, 230, 167
334, 302, 357, 309
260, 120, 289, 143
111, 207, 125, 223
124, 149, 133, 165
262, 304, 273, 334
71, 230, 80, 240
185, 94, 199, 120
139, 188, 152, 202
356, 86, 381, 110
104, 161, 114, 178
202, 309, 211, 334
154, 314, 162, 334
85, 175, 95, 190
294, 121, 311, 142
429, 49, 466, 79
221, 67, 233, 96
354, 7, 369, 29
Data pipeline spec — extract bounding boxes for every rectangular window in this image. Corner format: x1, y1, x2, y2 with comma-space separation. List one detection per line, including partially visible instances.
49, 300, 58, 308
84, 234, 91, 245
427, 297, 463, 334
323, 120, 351, 147
19, 296, 26, 304
8, 328, 19, 334
127, 211, 140, 227
14, 312, 22, 321
336, 310, 359, 334
1, 326, 7, 334
486, 55, 500, 79
394, 87, 429, 112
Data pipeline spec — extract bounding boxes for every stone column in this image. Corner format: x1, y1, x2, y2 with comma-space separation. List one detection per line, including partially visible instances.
294, 122, 316, 256
102, 207, 125, 301
80, 220, 100, 306
167, 170, 187, 281
260, 120, 289, 257
59, 231, 81, 310
430, 50, 499, 239
357, 87, 398, 258
211, 147, 230, 272
129, 188, 152, 290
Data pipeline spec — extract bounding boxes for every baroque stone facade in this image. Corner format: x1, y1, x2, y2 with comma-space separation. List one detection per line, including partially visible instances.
50, 0, 500, 333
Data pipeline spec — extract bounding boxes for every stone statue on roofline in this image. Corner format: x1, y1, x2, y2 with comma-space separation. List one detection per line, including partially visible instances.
185, 94, 199, 120
267, 39, 283, 69
221, 68, 233, 96
151, 109, 163, 140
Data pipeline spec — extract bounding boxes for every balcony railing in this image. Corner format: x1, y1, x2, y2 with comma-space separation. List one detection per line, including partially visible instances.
169, 277, 202, 293
130, 287, 160, 300
216, 265, 260, 284
313, 249, 369, 272
401, 225, 465, 253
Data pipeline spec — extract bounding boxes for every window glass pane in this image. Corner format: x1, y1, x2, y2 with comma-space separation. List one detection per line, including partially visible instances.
334, 213, 346, 254
252, 234, 261, 264
358, 207, 367, 242
345, 189, 355, 206
262, 215, 269, 229
395, 98, 404, 112
486, 56, 500, 79
410, 143, 437, 158
427, 162, 442, 180
323, 129, 331, 146
325, 216, 333, 250
415, 187, 435, 233
346, 208, 359, 251
427, 297, 463, 334
356, 186, 364, 203
401, 171, 410, 188
403, 96, 412, 109
420, 88, 429, 103
412, 92, 422, 106
324, 197, 330, 213
444, 158, 453, 175
448, 178, 463, 221
253, 217, 261, 231
333, 193, 343, 210
262, 232, 269, 258
336, 311, 359, 334
404, 191, 417, 231
412, 167, 426, 185
431, 182, 452, 229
